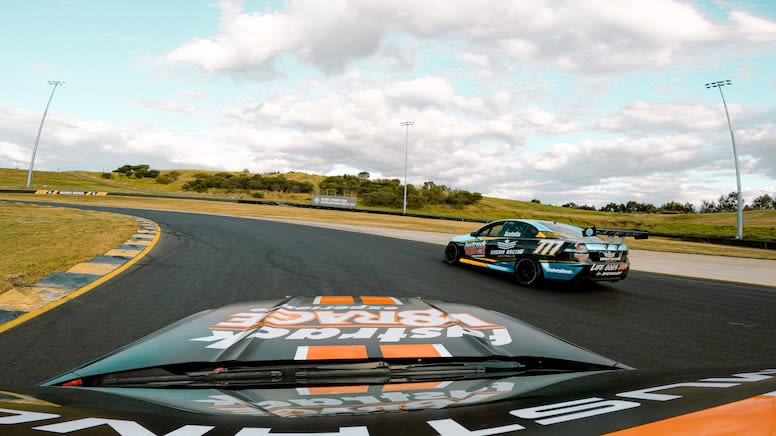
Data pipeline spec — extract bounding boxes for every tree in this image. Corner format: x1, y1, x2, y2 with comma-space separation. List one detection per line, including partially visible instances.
357, 171, 370, 180
600, 202, 625, 213
421, 181, 446, 204
625, 201, 641, 213
659, 201, 695, 213
751, 194, 775, 210
699, 200, 717, 213
561, 202, 594, 210
445, 190, 482, 208
113, 164, 158, 179
717, 192, 738, 212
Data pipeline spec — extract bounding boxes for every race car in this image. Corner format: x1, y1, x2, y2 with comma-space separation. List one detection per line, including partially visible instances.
2, 295, 774, 435
444, 219, 648, 286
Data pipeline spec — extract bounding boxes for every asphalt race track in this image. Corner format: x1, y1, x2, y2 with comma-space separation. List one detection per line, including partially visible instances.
1, 206, 775, 386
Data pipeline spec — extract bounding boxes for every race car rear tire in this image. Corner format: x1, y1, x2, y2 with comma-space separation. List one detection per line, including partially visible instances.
515, 257, 542, 287
444, 243, 461, 264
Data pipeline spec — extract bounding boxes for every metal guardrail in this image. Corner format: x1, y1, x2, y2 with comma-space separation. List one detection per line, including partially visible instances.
3, 189, 773, 250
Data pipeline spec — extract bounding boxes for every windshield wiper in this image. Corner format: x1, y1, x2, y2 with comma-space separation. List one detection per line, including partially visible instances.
85, 359, 610, 388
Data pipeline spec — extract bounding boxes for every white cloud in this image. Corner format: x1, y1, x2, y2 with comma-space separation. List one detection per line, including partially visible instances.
165, 1, 305, 74
4, 0, 776, 210
163, 0, 776, 77
599, 100, 727, 132
386, 77, 457, 108
0, 140, 30, 166
729, 10, 776, 42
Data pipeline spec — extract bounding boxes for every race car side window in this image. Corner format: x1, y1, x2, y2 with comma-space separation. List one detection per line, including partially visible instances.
485, 223, 504, 236
515, 222, 538, 238
476, 223, 504, 236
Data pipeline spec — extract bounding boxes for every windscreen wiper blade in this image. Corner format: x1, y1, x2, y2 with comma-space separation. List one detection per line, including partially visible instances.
88, 359, 606, 388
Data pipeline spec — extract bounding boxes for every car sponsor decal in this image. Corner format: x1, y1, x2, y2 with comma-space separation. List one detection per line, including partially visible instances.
540, 263, 583, 280
497, 240, 517, 250
488, 248, 525, 257
504, 231, 521, 237
430, 369, 776, 435
545, 267, 574, 275
590, 263, 629, 277
487, 240, 525, 258
190, 301, 514, 349
533, 240, 565, 256
463, 241, 486, 257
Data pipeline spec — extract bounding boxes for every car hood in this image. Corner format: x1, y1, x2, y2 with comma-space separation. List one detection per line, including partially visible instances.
45, 296, 623, 385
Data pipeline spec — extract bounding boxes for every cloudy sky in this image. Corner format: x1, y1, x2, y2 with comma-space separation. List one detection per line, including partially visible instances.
2, 0, 775, 207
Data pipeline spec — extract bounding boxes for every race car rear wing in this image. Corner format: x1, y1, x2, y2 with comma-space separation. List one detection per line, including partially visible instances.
582, 227, 649, 240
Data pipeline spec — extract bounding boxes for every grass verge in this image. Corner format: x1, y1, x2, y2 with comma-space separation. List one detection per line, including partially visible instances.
0, 202, 138, 293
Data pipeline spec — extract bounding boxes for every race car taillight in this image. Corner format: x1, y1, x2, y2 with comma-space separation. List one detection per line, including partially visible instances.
564, 243, 589, 260
61, 378, 83, 387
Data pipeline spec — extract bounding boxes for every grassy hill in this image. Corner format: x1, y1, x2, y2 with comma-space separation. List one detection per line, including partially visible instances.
3, 167, 775, 243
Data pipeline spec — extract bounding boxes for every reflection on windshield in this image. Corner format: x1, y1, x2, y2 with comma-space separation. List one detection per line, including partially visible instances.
86, 372, 601, 417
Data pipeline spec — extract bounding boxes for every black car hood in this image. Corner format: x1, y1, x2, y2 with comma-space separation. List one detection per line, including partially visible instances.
45, 296, 623, 385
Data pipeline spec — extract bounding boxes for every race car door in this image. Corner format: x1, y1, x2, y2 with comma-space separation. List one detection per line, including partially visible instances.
461, 221, 507, 261
483, 220, 534, 262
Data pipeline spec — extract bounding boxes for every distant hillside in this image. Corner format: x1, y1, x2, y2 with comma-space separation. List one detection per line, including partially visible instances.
2, 167, 775, 242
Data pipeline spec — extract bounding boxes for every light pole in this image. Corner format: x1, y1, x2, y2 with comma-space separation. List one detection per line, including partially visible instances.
26, 80, 65, 189
400, 121, 413, 215
705, 79, 742, 239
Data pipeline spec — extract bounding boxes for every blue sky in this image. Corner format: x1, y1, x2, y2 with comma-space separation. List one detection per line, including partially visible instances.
1, 0, 775, 207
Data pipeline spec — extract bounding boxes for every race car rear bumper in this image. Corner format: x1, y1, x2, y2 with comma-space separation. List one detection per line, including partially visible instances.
540, 261, 630, 282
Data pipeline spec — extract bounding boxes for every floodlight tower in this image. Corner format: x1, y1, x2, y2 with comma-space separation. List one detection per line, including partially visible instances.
26, 80, 65, 189
705, 79, 742, 239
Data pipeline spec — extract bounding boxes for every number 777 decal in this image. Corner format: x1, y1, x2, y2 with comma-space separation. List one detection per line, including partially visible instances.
533, 240, 565, 256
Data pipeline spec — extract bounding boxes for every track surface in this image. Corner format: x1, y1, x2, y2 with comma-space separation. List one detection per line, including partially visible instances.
1, 206, 774, 385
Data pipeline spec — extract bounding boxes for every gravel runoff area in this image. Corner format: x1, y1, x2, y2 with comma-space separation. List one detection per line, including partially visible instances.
260, 217, 776, 288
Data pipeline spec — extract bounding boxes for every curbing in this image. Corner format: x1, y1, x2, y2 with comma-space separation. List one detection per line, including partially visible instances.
0, 217, 160, 333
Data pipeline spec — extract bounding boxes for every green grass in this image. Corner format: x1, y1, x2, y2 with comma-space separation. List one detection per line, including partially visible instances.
0, 203, 138, 293
0, 168, 124, 192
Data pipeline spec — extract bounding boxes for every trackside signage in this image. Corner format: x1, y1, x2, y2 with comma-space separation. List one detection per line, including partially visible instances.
312, 195, 356, 209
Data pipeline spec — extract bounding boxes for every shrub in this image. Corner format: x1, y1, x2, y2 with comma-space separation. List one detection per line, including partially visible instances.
155, 175, 173, 185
